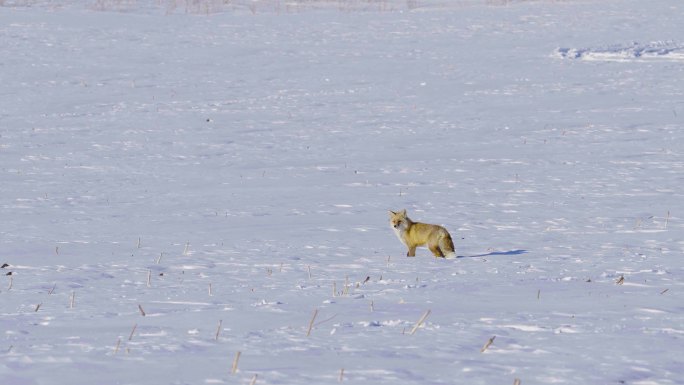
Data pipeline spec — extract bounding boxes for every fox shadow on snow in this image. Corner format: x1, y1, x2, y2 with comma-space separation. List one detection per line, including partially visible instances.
460, 249, 528, 259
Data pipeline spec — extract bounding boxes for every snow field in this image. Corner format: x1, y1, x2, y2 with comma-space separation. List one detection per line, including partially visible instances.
2, 0, 684, 384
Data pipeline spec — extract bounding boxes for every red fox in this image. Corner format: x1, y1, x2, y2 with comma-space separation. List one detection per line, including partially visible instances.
389, 209, 457, 259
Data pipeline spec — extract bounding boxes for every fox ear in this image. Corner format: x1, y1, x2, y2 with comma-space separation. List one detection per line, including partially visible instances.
400, 209, 407, 216
388, 210, 397, 216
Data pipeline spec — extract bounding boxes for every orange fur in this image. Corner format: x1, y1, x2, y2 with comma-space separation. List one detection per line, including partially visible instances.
389, 209, 456, 259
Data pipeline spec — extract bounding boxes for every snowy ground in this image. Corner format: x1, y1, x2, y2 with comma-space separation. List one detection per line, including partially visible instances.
1, 1, 683, 384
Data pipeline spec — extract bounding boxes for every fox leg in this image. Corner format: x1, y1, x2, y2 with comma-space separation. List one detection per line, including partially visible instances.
407, 246, 417, 257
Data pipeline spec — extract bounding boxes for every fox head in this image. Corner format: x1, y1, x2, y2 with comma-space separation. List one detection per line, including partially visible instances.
389, 209, 410, 231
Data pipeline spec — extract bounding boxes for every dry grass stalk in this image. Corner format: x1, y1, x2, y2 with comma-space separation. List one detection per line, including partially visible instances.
35, 303, 42, 312
308, 265, 312, 279
147, 270, 152, 287
313, 313, 338, 328
249, 374, 258, 385
114, 338, 121, 354
7, 276, 13, 291
513, 379, 521, 385
409, 310, 431, 335
138, 304, 146, 316
370, 300, 374, 312
209, 283, 213, 296
481, 336, 496, 353
537, 289, 541, 300
339, 368, 345, 382
665, 210, 670, 229
137, 237, 142, 249
616, 275, 625, 285
128, 323, 137, 341
231, 351, 241, 374
660, 288, 669, 295
344, 276, 352, 295
215, 320, 222, 341
156, 252, 163, 264
48, 283, 56, 295
70, 291, 75, 308
306, 309, 319, 337
183, 241, 190, 256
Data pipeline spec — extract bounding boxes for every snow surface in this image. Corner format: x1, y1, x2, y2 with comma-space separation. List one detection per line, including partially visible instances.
1, 1, 683, 384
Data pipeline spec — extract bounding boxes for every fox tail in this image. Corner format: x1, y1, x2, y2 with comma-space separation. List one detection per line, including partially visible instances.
440, 232, 457, 259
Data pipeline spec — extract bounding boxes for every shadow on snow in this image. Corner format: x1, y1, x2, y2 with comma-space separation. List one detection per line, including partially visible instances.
460, 249, 528, 259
